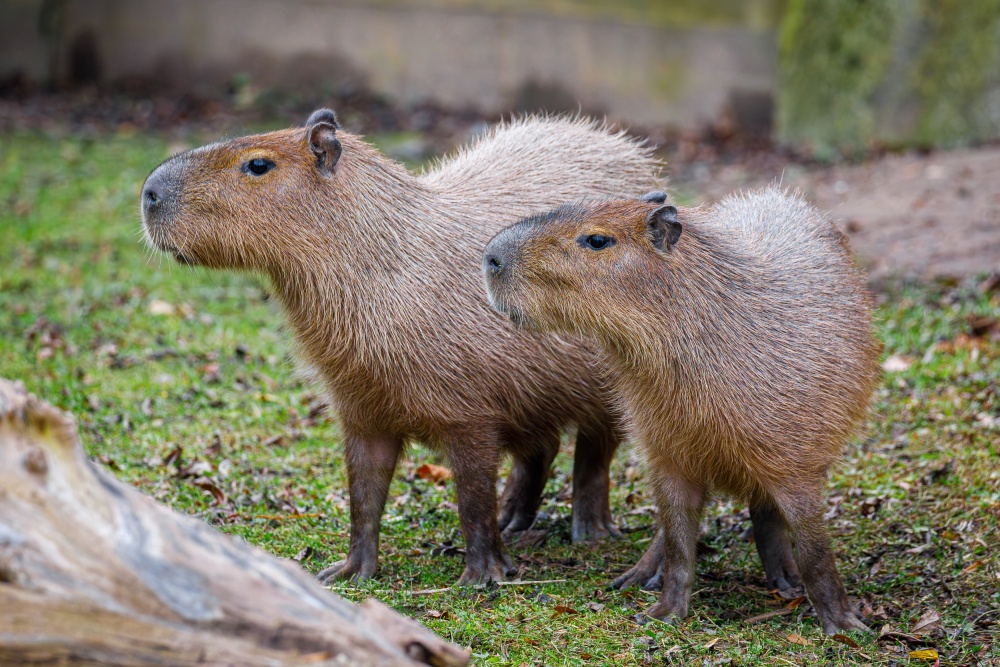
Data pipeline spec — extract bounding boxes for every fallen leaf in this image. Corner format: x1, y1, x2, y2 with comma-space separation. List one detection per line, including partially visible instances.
416, 463, 452, 484
148, 299, 175, 316
962, 560, 985, 574
580, 653, 592, 660
908, 648, 939, 661
703, 638, 719, 649
425, 609, 446, 619
785, 596, 807, 609
911, 609, 941, 636
551, 604, 579, 618
192, 477, 226, 504
832, 633, 861, 649
292, 546, 313, 562
883, 355, 912, 372
587, 602, 606, 613
787, 633, 810, 646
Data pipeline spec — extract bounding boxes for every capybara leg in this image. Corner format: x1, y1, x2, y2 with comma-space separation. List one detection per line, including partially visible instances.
571, 419, 623, 542
447, 434, 517, 585
777, 489, 869, 634
611, 527, 665, 591
641, 474, 705, 622
498, 431, 559, 534
749, 499, 802, 594
317, 430, 402, 586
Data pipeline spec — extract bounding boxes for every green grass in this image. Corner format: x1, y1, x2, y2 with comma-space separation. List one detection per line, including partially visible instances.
2, 129, 998, 666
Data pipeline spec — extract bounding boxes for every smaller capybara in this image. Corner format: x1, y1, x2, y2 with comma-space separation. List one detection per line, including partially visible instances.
141, 109, 663, 586
482, 188, 881, 633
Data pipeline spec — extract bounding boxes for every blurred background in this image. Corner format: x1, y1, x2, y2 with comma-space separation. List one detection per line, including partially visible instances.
3, 0, 1000, 279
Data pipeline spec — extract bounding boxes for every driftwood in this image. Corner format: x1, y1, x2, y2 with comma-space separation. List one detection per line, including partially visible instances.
0, 378, 469, 667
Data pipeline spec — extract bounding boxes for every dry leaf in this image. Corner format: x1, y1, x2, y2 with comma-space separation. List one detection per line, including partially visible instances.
908, 648, 939, 661
786, 633, 810, 646
882, 355, 912, 372
832, 633, 861, 649
587, 602, 606, 613
425, 609, 446, 619
703, 638, 719, 649
148, 299, 176, 316
550, 604, 579, 618
785, 596, 807, 610
911, 609, 942, 636
962, 560, 984, 574
416, 463, 452, 484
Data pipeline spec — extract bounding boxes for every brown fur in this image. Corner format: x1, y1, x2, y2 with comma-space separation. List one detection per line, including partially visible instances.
140, 110, 664, 585
483, 188, 882, 633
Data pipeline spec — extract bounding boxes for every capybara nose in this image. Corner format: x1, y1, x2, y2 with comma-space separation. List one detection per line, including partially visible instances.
484, 253, 503, 277
142, 184, 160, 210
141, 158, 185, 224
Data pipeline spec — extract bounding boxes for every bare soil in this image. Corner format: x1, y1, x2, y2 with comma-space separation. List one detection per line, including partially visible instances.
671, 146, 1000, 281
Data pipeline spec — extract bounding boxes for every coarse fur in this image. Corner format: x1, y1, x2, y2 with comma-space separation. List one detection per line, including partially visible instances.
140, 110, 664, 585
483, 187, 882, 633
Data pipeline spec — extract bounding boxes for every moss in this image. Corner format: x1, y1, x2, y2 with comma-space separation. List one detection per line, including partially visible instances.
911, 0, 1000, 147
776, 0, 896, 158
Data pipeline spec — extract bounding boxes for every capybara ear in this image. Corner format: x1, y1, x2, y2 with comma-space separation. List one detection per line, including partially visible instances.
308, 122, 343, 175
647, 205, 681, 250
640, 190, 668, 204
305, 108, 340, 129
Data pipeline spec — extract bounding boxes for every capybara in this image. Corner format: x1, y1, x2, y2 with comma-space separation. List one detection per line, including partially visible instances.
141, 109, 663, 585
482, 188, 881, 632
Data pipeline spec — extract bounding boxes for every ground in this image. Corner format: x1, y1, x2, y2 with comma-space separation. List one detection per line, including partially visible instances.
671, 145, 1000, 282
1, 109, 998, 666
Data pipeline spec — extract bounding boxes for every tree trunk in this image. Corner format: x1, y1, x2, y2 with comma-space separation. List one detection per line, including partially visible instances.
0, 378, 469, 667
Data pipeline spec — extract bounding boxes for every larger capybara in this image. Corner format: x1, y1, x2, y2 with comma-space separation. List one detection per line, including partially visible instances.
482, 188, 881, 633
141, 109, 663, 585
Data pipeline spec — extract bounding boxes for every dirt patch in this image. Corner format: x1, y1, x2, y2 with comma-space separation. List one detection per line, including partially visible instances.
672, 146, 1000, 281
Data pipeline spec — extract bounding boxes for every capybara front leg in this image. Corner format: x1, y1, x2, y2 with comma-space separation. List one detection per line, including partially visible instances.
498, 429, 559, 534
641, 473, 705, 622
777, 489, 868, 634
317, 429, 402, 585
447, 432, 517, 585
750, 499, 802, 595
571, 418, 623, 542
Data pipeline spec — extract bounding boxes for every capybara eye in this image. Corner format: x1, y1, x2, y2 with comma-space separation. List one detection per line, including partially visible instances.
578, 234, 616, 251
243, 158, 275, 176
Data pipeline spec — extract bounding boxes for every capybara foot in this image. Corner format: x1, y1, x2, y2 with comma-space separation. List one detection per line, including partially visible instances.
457, 552, 517, 585
498, 507, 536, 534
611, 529, 665, 590
611, 561, 663, 591
816, 601, 871, 635
639, 596, 687, 623
572, 510, 623, 542
316, 557, 376, 586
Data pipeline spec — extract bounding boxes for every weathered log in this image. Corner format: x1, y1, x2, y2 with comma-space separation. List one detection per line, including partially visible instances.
0, 378, 469, 667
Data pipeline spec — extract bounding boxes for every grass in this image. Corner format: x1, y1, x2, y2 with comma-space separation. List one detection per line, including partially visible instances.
1, 128, 998, 666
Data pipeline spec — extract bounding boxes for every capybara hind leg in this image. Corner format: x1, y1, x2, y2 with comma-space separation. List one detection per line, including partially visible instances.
750, 500, 802, 595
611, 527, 664, 591
777, 490, 869, 634
447, 433, 517, 585
498, 430, 559, 534
317, 430, 402, 585
572, 419, 623, 542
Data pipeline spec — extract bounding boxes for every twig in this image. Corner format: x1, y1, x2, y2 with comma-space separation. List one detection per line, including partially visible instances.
408, 579, 568, 596
497, 578, 566, 587
745, 607, 796, 624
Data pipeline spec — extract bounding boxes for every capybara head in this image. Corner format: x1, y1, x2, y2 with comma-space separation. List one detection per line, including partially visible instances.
483, 190, 679, 341
141, 109, 355, 271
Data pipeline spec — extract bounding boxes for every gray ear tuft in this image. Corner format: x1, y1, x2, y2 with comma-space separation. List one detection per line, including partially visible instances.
640, 190, 668, 204
647, 205, 681, 250
308, 122, 343, 175
306, 108, 340, 129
